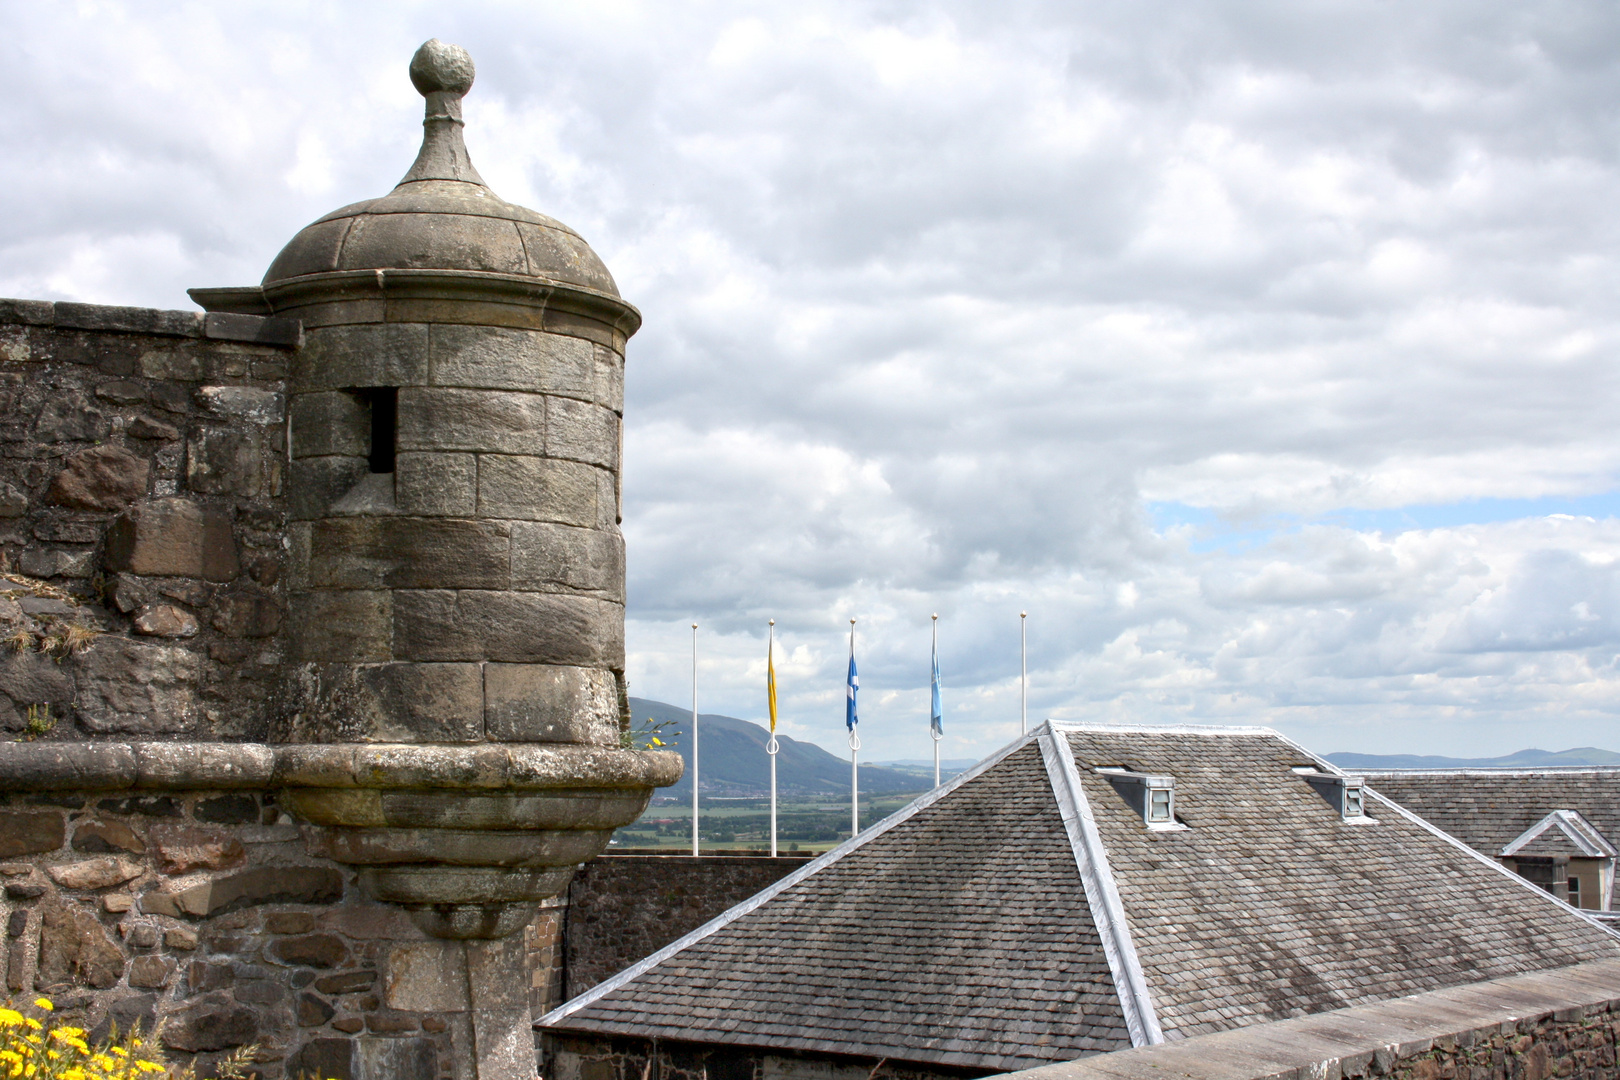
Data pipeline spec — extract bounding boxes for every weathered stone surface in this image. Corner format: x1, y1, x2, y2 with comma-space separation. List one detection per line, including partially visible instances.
298, 992, 335, 1027
103, 497, 239, 581
17, 547, 93, 579
160, 994, 259, 1052
266, 912, 315, 934
313, 970, 375, 995
286, 662, 483, 743
96, 796, 181, 818
125, 921, 158, 948
127, 954, 175, 989
395, 451, 476, 515
101, 893, 133, 913
89, 994, 156, 1047
289, 590, 392, 662
163, 926, 199, 950
36, 901, 125, 990
72, 819, 145, 854
141, 866, 342, 919
6, 883, 45, 900
148, 825, 246, 875
186, 425, 269, 496
295, 322, 429, 391
356, 1035, 436, 1080
310, 516, 510, 589
429, 324, 595, 394
593, 342, 625, 413
485, 664, 619, 744
36, 394, 109, 442
546, 396, 619, 468
132, 603, 199, 638
289, 455, 369, 521
270, 934, 349, 969
0, 651, 75, 709
477, 453, 600, 524
196, 385, 284, 423
73, 638, 199, 734
0, 484, 27, 517
46, 857, 142, 891
0, 811, 65, 857
125, 414, 179, 440
385, 941, 468, 1011
394, 589, 624, 665
290, 391, 368, 458
511, 521, 624, 599
397, 387, 545, 454
45, 445, 150, 510
194, 794, 258, 825
209, 587, 283, 637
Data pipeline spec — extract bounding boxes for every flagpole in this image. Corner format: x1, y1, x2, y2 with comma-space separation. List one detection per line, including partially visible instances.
848, 617, 860, 840
931, 613, 942, 788
691, 621, 699, 858
767, 619, 779, 859
1020, 611, 1028, 736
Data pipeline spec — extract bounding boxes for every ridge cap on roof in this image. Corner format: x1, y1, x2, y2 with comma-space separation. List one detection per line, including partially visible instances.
1361, 767, 1620, 777
536, 725, 1051, 1031
1049, 720, 1283, 737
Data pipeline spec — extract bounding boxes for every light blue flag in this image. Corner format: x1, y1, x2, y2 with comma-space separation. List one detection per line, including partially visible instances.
846, 646, 859, 731
930, 637, 943, 736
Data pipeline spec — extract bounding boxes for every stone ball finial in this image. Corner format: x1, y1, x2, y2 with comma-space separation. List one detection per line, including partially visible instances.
410, 39, 475, 97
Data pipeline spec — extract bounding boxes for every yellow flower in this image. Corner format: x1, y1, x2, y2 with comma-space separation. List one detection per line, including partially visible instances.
21, 1019, 40, 1032
0, 1010, 22, 1028
30, 1001, 50, 1014
107, 1047, 127, 1058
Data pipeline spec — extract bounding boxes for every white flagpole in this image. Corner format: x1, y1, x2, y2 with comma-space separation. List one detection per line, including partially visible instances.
691, 621, 699, 858
931, 613, 941, 788
767, 619, 778, 859
848, 617, 860, 839
1020, 611, 1028, 736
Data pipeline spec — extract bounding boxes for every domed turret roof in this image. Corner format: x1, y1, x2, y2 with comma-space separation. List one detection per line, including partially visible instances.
263, 39, 618, 297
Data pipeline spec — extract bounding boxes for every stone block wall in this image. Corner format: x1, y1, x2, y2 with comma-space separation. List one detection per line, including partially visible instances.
0, 299, 299, 741
0, 785, 554, 1080
560, 855, 811, 999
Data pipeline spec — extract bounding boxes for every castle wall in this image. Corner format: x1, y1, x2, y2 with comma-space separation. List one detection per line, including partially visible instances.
0, 298, 298, 740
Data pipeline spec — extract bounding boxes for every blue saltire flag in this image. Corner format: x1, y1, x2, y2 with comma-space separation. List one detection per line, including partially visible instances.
930, 636, 943, 736
846, 646, 859, 732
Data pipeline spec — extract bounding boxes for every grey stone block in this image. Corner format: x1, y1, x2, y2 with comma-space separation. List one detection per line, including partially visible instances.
186, 425, 268, 497
592, 343, 624, 413
288, 455, 368, 520
294, 322, 429, 390
356, 1037, 437, 1080
545, 396, 618, 468
396, 452, 476, 516
477, 454, 599, 525
195, 385, 284, 424
290, 662, 483, 743
310, 516, 510, 590
393, 589, 623, 665
73, 637, 200, 733
385, 941, 468, 1011
510, 522, 624, 600
291, 391, 369, 458
202, 311, 303, 348
484, 664, 618, 744
397, 387, 545, 455
290, 590, 393, 662
0, 652, 75, 708
429, 324, 595, 394
53, 302, 201, 338
104, 497, 239, 582
598, 466, 620, 528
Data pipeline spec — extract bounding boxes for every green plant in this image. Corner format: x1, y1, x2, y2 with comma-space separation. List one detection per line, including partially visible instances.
620, 715, 681, 751
22, 705, 55, 740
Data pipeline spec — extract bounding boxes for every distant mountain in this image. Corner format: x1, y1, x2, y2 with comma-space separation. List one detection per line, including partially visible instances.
628, 697, 930, 797
874, 758, 980, 770
1326, 747, 1620, 769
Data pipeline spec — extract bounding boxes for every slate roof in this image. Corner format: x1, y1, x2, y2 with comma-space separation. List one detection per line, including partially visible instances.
540, 723, 1620, 1072
1363, 769, 1620, 856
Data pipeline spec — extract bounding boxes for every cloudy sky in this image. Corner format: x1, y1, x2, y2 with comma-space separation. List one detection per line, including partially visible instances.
8, 1, 1620, 762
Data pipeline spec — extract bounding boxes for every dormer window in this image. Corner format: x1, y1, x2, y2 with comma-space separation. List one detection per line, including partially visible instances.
1096, 767, 1187, 831
1294, 767, 1375, 823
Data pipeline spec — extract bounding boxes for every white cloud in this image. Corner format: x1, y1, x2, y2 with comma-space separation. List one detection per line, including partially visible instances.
9, 1, 1620, 761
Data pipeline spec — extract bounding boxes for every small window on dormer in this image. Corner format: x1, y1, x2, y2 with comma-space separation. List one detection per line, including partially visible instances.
1096, 767, 1186, 831
1293, 766, 1375, 823
1148, 786, 1172, 823
1343, 782, 1365, 818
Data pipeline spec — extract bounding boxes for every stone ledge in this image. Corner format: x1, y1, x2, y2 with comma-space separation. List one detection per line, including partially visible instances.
0, 741, 682, 792
994, 957, 1620, 1080
0, 296, 302, 349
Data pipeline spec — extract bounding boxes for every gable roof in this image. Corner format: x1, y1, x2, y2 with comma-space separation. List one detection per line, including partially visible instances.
540, 723, 1620, 1073
1502, 810, 1619, 859
1362, 768, 1620, 855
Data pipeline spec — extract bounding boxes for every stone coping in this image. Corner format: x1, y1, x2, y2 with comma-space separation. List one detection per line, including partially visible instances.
994, 957, 1620, 1080
0, 741, 682, 792
0, 296, 303, 347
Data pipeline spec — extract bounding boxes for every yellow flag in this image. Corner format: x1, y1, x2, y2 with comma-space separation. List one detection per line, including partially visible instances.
767, 635, 778, 734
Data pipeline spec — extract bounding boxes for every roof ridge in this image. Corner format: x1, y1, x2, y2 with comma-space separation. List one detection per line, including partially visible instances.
1048, 721, 1282, 736
535, 727, 1047, 1030
1362, 767, 1620, 776
1039, 725, 1162, 1046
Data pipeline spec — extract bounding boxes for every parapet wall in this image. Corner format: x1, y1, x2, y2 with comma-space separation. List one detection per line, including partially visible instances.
0, 298, 299, 740
999, 957, 1620, 1080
